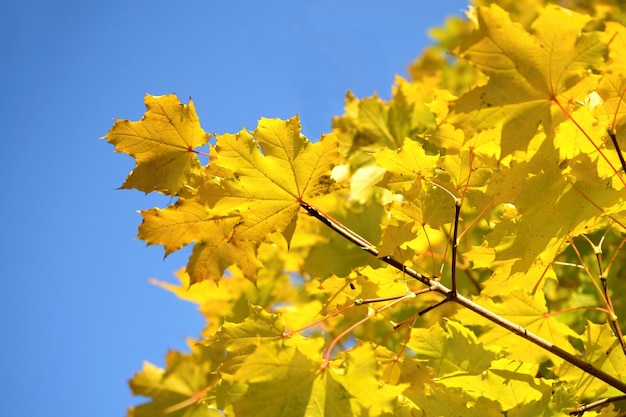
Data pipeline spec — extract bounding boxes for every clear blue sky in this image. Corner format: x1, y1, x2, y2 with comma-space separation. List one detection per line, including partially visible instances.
1, 1, 468, 416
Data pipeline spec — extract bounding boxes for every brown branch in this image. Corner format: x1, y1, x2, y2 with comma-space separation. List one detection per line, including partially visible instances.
608, 130, 626, 173
300, 200, 626, 394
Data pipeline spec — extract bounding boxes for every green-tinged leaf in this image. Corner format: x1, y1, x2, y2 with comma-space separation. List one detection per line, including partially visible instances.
332, 93, 402, 151
409, 384, 503, 417
438, 358, 549, 411
454, 289, 580, 364
328, 344, 407, 417
128, 342, 220, 417
229, 337, 326, 417
408, 319, 497, 377
557, 322, 626, 398
508, 381, 578, 417
481, 138, 625, 276
375, 139, 440, 193
207, 304, 284, 362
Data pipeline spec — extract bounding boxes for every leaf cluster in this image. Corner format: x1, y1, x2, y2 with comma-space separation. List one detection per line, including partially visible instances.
106, 0, 626, 415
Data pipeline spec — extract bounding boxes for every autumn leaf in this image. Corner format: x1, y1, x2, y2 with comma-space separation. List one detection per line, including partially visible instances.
206, 118, 339, 243
452, 4, 606, 155
556, 322, 626, 398
136, 116, 340, 283
229, 337, 326, 417
437, 358, 550, 411
454, 289, 581, 365
105, 94, 210, 194
128, 341, 221, 417
327, 344, 407, 417
408, 319, 497, 378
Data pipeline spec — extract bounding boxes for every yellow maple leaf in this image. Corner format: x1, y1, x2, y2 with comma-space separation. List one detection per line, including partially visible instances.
105, 94, 210, 194
138, 116, 340, 283
452, 4, 606, 155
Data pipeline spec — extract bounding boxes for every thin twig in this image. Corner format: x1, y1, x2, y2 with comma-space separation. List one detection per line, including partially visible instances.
608, 130, 626, 173
582, 233, 626, 356
451, 200, 461, 296
553, 96, 626, 187
570, 395, 626, 416
608, 86, 626, 174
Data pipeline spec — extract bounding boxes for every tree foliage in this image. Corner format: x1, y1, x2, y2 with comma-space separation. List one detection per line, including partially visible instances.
106, 1, 626, 415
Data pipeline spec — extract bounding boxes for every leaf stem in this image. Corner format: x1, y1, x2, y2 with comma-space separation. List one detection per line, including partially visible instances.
321, 291, 415, 369
552, 96, 626, 187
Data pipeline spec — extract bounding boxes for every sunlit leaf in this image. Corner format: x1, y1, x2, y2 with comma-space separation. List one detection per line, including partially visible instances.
452, 4, 606, 155
105, 94, 210, 194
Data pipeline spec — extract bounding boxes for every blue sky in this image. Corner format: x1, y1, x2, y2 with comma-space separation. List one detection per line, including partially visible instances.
1, 1, 468, 416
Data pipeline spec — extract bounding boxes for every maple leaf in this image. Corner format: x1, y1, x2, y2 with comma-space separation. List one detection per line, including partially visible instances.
328, 344, 407, 417
375, 139, 440, 194
408, 319, 497, 378
454, 289, 581, 365
105, 94, 210, 194
410, 387, 504, 417
206, 118, 339, 242
438, 358, 551, 411
452, 4, 606, 155
556, 322, 626, 398
138, 116, 340, 283
332, 92, 403, 152
478, 134, 626, 277
128, 341, 221, 417
229, 337, 326, 417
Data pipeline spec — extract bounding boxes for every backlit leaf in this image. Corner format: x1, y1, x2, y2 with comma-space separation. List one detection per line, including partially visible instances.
452, 4, 606, 155
105, 94, 210, 194
408, 319, 497, 378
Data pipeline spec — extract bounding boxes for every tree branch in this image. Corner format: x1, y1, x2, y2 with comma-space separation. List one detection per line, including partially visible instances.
300, 200, 626, 394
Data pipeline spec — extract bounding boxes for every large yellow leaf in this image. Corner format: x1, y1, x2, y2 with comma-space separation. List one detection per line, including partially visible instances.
206, 118, 339, 243
105, 94, 210, 194
437, 358, 549, 411
452, 4, 606, 155
138, 116, 339, 283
